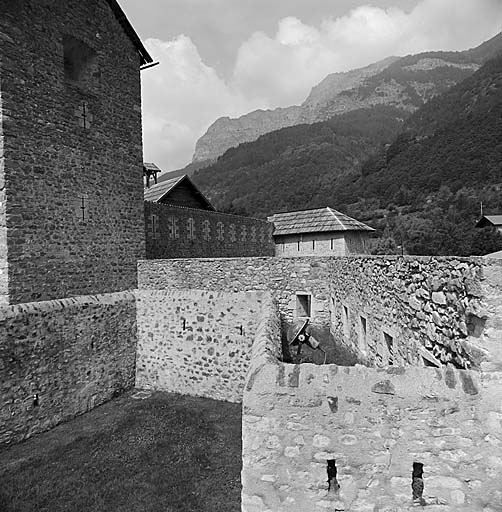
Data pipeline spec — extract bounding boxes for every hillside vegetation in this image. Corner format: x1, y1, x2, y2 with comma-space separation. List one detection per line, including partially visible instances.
193, 53, 502, 256
355, 53, 502, 255
193, 106, 407, 217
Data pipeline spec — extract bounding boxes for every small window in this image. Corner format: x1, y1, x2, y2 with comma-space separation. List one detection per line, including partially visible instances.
297, 240, 301, 251
331, 238, 334, 250
296, 294, 311, 318
359, 315, 367, 350
312, 240, 315, 250
150, 214, 159, 240
342, 305, 349, 338
383, 332, 394, 365
63, 35, 97, 82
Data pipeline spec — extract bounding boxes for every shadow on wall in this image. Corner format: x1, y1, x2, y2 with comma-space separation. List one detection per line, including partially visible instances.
281, 322, 361, 366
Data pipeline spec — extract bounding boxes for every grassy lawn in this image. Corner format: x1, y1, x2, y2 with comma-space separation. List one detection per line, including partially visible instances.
0, 391, 242, 512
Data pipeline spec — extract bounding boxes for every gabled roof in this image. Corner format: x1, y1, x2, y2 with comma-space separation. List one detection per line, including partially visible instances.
144, 162, 162, 174
476, 215, 502, 228
268, 207, 374, 236
105, 0, 153, 66
144, 175, 215, 211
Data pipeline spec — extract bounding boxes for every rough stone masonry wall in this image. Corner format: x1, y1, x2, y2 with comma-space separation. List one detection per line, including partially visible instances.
0, 71, 6, 303
0, 0, 145, 304
145, 202, 275, 259
138, 256, 501, 369
0, 292, 137, 446
242, 356, 502, 512
135, 289, 275, 403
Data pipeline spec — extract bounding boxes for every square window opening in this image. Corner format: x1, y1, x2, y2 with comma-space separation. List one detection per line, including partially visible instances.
296, 294, 311, 318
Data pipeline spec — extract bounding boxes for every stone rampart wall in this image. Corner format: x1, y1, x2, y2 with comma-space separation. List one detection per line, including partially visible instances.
135, 289, 275, 403
145, 202, 275, 259
242, 318, 502, 512
0, 292, 137, 445
138, 256, 502, 369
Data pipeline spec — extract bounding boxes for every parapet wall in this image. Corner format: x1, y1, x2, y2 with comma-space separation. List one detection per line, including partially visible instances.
135, 289, 276, 403
145, 202, 275, 259
138, 256, 502, 369
0, 292, 137, 445
242, 314, 502, 512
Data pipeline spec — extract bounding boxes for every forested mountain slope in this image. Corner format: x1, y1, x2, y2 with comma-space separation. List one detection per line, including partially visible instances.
193, 53, 502, 256
192, 107, 407, 218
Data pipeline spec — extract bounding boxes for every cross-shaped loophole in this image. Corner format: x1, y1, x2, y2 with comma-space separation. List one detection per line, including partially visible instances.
75, 102, 93, 129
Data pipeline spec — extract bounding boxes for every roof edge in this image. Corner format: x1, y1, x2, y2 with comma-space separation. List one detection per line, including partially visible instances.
105, 0, 153, 65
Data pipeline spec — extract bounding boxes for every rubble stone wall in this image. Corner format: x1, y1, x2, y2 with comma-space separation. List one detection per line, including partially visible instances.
145, 202, 275, 259
0, 292, 137, 446
242, 353, 502, 512
0, 0, 145, 304
138, 256, 501, 369
135, 289, 275, 403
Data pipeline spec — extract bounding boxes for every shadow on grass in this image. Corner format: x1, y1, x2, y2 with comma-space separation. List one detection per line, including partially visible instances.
0, 392, 242, 512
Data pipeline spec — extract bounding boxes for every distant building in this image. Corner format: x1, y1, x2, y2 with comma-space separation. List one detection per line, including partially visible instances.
144, 172, 274, 258
144, 162, 162, 188
475, 215, 502, 234
268, 207, 374, 257
144, 174, 215, 211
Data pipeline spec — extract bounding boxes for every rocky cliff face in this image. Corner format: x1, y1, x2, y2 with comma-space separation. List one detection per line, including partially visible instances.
192, 33, 502, 163
193, 106, 302, 163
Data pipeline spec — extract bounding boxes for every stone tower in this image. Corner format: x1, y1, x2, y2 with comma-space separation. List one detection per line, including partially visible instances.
0, 0, 152, 304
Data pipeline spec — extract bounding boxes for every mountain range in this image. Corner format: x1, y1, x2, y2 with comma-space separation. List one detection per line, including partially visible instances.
189, 31, 502, 166
188, 31, 502, 256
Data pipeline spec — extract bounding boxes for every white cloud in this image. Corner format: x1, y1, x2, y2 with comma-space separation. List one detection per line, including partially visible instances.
142, 0, 502, 171
142, 36, 258, 171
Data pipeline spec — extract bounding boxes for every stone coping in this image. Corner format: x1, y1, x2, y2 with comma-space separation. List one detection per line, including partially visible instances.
139, 255, 501, 265
243, 293, 495, 398
0, 291, 135, 320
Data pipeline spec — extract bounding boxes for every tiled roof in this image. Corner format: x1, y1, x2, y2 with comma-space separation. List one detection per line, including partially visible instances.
144, 162, 162, 174
143, 174, 215, 210
144, 176, 184, 202
483, 215, 502, 226
268, 207, 374, 236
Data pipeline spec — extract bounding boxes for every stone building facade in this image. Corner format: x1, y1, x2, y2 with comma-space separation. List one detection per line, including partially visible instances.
0, 0, 149, 304
145, 202, 275, 259
268, 207, 374, 257
0, 0, 150, 445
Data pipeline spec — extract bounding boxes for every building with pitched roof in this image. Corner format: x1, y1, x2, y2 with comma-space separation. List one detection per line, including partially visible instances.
268, 207, 374, 256
144, 174, 215, 211
476, 215, 502, 234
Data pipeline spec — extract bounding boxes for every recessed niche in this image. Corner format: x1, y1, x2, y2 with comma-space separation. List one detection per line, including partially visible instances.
63, 35, 97, 83
383, 331, 394, 365
359, 315, 367, 349
342, 305, 349, 338
466, 313, 486, 338
412, 462, 425, 505
327, 459, 340, 493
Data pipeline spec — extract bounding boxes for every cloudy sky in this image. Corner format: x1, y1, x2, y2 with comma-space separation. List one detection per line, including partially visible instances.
120, 0, 502, 172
